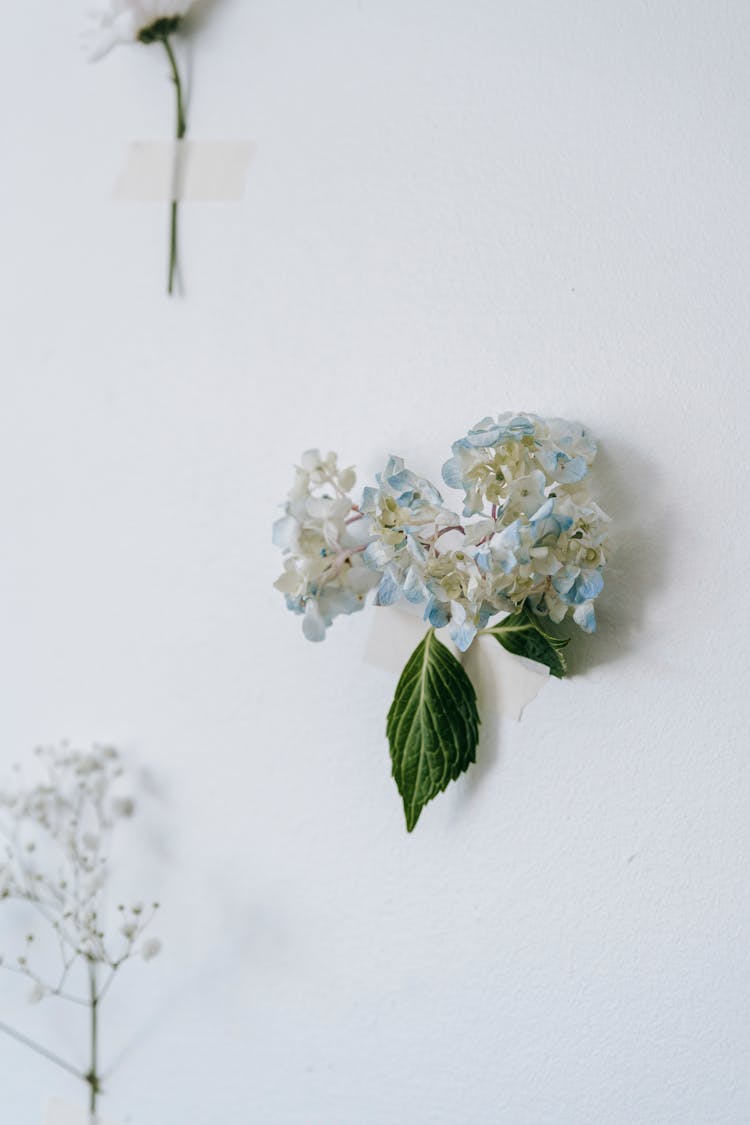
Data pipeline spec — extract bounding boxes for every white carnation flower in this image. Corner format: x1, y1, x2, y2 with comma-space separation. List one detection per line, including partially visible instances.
84, 0, 204, 293
83, 0, 195, 61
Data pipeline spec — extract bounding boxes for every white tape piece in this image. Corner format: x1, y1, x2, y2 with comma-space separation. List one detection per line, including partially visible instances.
44, 1098, 120, 1125
114, 140, 253, 202
364, 604, 549, 721
462, 633, 549, 721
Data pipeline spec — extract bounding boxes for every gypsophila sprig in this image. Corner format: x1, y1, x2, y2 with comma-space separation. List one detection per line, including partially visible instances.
273, 414, 612, 831
0, 742, 162, 1118
84, 0, 201, 295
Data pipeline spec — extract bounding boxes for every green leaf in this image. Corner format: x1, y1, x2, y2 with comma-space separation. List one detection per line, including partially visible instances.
484, 601, 569, 678
386, 629, 480, 832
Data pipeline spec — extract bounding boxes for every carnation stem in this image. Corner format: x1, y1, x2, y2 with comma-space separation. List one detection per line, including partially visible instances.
162, 35, 187, 296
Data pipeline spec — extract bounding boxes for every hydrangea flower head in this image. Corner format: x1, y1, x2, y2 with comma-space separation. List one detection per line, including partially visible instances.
360, 456, 456, 581
274, 416, 610, 651
273, 451, 379, 642
442, 412, 596, 516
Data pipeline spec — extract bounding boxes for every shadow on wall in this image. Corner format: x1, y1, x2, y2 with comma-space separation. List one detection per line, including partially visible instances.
179, 0, 233, 114
457, 430, 671, 804
185, 0, 230, 34
569, 433, 670, 676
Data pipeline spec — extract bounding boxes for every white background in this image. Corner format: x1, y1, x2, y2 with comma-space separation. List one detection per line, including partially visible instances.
1, 1, 749, 1122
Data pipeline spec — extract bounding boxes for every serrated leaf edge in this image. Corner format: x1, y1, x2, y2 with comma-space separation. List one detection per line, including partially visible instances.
483, 603, 570, 678
386, 629, 480, 831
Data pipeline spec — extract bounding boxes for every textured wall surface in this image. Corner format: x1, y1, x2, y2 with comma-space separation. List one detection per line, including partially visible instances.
1, 1, 749, 1122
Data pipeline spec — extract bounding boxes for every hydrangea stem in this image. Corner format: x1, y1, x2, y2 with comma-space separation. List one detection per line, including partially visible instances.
162, 36, 186, 296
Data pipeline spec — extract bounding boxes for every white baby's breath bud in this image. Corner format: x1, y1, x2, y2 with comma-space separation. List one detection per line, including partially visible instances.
112, 797, 135, 818
28, 983, 46, 1005
121, 922, 138, 940
141, 938, 162, 962
84, 870, 106, 897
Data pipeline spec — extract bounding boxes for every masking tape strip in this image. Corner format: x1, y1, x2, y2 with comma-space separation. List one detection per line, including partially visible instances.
114, 140, 253, 202
364, 604, 549, 722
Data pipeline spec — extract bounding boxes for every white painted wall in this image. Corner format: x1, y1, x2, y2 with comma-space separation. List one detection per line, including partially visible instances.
1, 1, 749, 1121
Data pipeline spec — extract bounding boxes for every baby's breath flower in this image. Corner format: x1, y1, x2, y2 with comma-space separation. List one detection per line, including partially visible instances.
141, 938, 162, 961
0, 743, 165, 1117
0, 742, 162, 976
112, 797, 136, 818
27, 983, 46, 1005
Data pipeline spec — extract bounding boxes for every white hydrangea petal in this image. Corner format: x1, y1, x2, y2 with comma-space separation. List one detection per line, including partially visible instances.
573, 601, 597, 632
299, 449, 322, 472
302, 601, 327, 642
272, 515, 298, 550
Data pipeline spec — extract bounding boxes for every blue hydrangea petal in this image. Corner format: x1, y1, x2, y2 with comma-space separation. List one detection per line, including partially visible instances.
442, 455, 465, 489
403, 566, 428, 604
425, 598, 450, 628
552, 570, 577, 598
375, 567, 401, 606
571, 570, 604, 603
573, 601, 597, 632
556, 455, 588, 484
465, 417, 502, 447
451, 619, 477, 652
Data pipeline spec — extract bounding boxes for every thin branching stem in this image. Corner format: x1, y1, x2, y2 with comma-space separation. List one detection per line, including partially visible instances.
0, 1019, 85, 1082
0, 744, 161, 1116
87, 960, 101, 1115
